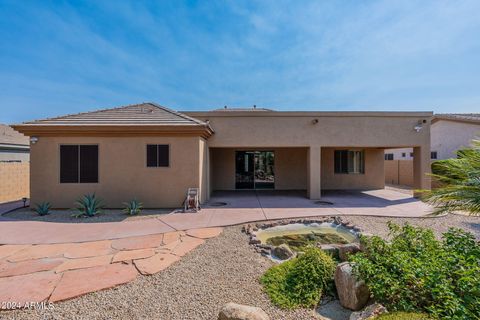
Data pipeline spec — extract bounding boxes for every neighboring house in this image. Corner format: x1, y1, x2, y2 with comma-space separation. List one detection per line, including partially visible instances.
12, 103, 432, 208
0, 124, 29, 162
0, 124, 30, 203
384, 113, 480, 186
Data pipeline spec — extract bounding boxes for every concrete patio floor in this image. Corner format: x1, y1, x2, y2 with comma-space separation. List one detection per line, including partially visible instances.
0, 189, 432, 245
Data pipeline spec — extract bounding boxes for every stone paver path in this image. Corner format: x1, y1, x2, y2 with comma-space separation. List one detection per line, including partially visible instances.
0, 227, 222, 309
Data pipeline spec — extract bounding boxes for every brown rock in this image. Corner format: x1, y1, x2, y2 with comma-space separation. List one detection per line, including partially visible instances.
338, 243, 361, 262
218, 302, 270, 320
171, 236, 205, 256
133, 253, 181, 275
335, 262, 370, 311
0, 245, 30, 260
112, 248, 156, 263
63, 240, 113, 258
111, 234, 164, 251
0, 258, 64, 278
0, 271, 61, 306
56, 255, 113, 273
186, 227, 223, 239
272, 244, 294, 260
7, 243, 72, 262
49, 263, 137, 302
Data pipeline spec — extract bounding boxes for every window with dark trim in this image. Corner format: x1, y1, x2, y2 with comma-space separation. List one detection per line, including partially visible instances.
431, 151, 438, 159
335, 150, 365, 174
60, 145, 98, 183
147, 144, 169, 167
410, 152, 414, 157
384, 153, 394, 161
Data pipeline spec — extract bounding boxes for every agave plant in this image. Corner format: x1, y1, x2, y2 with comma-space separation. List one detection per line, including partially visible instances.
73, 193, 104, 218
123, 199, 143, 215
35, 202, 51, 216
421, 138, 480, 215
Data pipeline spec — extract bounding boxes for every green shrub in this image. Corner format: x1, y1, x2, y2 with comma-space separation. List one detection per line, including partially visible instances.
260, 247, 336, 309
375, 312, 432, 319
35, 202, 51, 216
351, 223, 480, 319
123, 199, 143, 215
73, 193, 104, 218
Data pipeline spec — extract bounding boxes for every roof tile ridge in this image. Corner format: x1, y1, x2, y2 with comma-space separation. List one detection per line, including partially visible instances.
147, 102, 207, 125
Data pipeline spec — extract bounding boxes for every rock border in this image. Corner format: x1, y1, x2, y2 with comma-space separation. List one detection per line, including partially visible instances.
243, 216, 372, 261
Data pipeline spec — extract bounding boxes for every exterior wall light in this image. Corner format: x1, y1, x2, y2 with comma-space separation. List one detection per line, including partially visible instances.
312, 119, 319, 125
414, 121, 423, 132
30, 136, 39, 144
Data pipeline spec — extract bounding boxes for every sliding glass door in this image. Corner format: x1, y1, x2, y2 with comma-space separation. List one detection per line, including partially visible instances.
235, 151, 274, 189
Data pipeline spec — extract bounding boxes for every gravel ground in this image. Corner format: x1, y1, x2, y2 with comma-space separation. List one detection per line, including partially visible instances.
3, 214, 479, 320
3, 208, 174, 223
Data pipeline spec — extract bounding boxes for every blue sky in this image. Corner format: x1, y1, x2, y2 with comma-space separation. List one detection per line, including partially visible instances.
1, 0, 479, 123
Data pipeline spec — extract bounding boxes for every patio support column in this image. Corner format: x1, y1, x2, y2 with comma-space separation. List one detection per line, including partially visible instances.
307, 146, 321, 200
413, 146, 431, 195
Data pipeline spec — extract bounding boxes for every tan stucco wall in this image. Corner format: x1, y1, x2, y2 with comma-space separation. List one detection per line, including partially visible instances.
384, 160, 414, 186
199, 138, 209, 202
0, 162, 29, 203
321, 148, 385, 190
30, 136, 202, 208
186, 112, 431, 149
209, 148, 308, 190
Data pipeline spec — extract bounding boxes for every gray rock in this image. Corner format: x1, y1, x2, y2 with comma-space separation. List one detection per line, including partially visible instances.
338, 243, 361, 261
272, 244, 294, 260
335, 262, 370, 311
349, 303, 387, 320
218, 302, 270, 320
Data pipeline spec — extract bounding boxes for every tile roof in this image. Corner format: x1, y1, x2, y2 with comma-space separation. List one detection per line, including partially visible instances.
433, 113, 480, 124
19, 103, 207, 126
0, 124, 29, 146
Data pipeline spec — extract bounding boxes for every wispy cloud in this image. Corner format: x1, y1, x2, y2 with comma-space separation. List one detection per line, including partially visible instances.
0, 0, 479, 123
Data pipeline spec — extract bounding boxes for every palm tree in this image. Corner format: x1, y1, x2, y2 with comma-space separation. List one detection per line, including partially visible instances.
421, 138, 480, 215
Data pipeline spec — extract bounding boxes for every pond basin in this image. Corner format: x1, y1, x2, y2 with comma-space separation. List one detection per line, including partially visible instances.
255, 222, 358, 251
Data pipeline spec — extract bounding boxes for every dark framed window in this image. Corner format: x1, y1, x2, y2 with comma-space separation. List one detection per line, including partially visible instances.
401, 152, 406, 158
60, 145, 98, 183
384, 153, 394, 161
147, 144, 169, 167
410, 152, 414, 157
335, 150, 365, 174
431, 151, 438, 159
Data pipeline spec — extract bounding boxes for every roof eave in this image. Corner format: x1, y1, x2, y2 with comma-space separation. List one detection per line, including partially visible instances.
11, 124, 214, 139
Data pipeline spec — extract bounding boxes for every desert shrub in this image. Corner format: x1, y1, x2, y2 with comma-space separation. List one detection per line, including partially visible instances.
260, 247, 336, 309
375, 312, 432, 319
73, 193, 104, 217
35, 202, 51, 216
123, 199, 143, 215
351, 223, 480, 319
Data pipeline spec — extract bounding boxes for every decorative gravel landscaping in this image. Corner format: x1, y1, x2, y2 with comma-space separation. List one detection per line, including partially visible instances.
3, 208, 174, 223
2, 214, 479, 320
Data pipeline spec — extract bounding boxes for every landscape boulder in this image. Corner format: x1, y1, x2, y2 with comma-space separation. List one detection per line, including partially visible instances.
218, 302, 270, 320
272, 244, 294, 260
349, 303, 387, 320
338, 243, 361, 261
334, 262, 370, 311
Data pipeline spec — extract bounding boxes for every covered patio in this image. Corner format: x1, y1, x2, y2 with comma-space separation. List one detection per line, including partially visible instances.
142, 187, 433, 230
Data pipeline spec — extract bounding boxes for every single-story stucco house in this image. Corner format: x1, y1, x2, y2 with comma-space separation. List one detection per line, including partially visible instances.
12, 103, 432, 208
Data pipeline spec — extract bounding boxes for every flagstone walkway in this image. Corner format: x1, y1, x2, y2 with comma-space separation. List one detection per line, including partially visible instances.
0, 227, 222, 309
